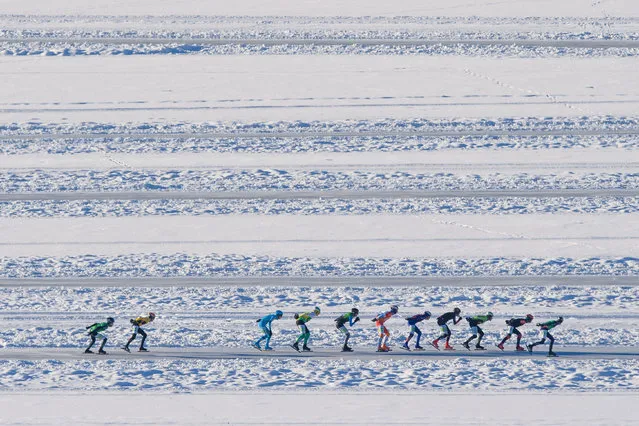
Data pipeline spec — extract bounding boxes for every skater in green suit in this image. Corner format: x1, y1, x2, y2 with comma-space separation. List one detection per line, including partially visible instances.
334, 308, 360, 352
84, 317, 115, 354
527, 317, 564, 357
462, 312, 493, 350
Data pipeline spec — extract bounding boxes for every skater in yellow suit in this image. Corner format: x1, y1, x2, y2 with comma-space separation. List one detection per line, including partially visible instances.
123, 312, 156, 353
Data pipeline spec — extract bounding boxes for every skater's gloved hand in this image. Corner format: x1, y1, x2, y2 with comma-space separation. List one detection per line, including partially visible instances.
353, 317, 360, 323
371, 318, 376, 322
505, 320, 509, 324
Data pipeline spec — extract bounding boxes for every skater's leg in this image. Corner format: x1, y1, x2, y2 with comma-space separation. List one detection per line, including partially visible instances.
476, 327, 484, 346
547, 332, 555, 353
125, 333, 137, 349
377, 326, 385, 348
444, 326, 452, 345
437, 325, 449, 341
98, 337, 107, 352
301, 324, 311, 347
295, 324, 307, 344
138, 328, 148, 349
465, 326, 478, 346
499, 334, 511, 346
256, 326, 269, 345
405, 327, 414, 345
514, 329, 522, 346
414, 326, 422, 347
86, 334, 96, 351
380, 326, 390, 348
264, 328, 273, 348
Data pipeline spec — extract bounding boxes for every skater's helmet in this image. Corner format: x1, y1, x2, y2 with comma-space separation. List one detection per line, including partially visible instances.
275, 310, 283, 318
351, 307, 359, 316
453, 307, 461, 315
106, 317, 115, 326
148, 312, 156, 321
314, 306, 321, 315
423, 311, 432, 319
390, 305, 399, 314
487, 312, 494, 320
525, 314, 534, 322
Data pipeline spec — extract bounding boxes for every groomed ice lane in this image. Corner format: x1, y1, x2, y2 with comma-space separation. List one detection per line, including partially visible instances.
1, 346, 636, 361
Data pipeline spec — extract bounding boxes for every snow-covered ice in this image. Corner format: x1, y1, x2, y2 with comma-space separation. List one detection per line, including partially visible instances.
1, 1, 638, 425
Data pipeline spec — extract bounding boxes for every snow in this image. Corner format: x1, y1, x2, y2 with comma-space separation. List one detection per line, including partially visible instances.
2, 55, 639, 123
1, 392, 637, 426
1, 2, 638, 425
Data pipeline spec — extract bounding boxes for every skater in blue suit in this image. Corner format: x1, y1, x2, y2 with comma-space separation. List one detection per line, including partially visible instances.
401, 311, 431, 350
253, 310, 283, 350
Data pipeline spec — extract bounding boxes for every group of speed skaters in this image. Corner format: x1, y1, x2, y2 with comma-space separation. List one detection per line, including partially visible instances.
253, 306, 565, 357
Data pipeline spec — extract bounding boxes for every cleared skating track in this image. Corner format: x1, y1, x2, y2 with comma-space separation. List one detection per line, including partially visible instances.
1, 346, 636, 361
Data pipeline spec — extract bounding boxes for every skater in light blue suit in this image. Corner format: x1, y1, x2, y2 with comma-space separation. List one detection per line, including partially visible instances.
253, 310, 283, 350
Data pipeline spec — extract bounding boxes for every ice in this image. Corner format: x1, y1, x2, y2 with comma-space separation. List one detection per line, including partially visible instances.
0, 2, 638, 425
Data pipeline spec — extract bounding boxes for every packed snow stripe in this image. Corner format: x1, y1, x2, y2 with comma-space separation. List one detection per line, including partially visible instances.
0, 117, 637, 155
2, 117, 637, 136
0, 358, 637, 391
1, 170, 637, 193
4, 29, 638, 42
0, 134, 637, 156
4, 41, 639, 57
2, 196, 638, 218
4, 255, 639, 278
0, 285, 637, 311
0, 255, 637, 278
